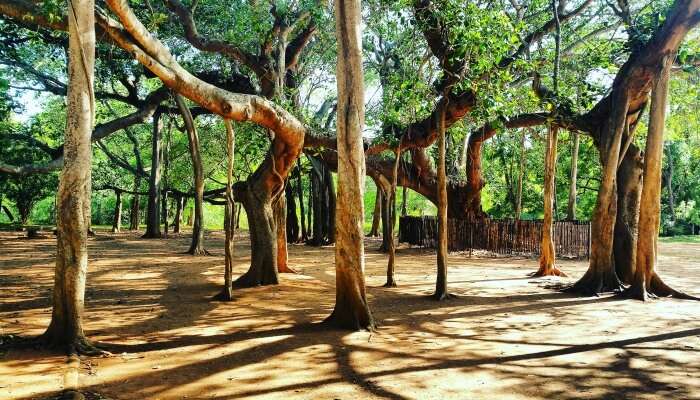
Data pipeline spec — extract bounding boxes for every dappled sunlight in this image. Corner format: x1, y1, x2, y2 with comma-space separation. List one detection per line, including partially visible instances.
1, 230, 699, 399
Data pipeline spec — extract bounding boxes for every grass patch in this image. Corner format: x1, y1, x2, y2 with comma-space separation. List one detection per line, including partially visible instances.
659, 235, 700, 243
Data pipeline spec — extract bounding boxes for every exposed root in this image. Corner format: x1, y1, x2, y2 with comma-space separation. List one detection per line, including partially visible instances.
382, 280, 397, 288
212, 288, 234, 301
233, 270, 279, 288
186, 248, 211, 256
563, 271, 624, 297
322, 310, 375, 331
430, 291, 457, 301
530, 266, 567, 277
278, 265, 297, 274
621, 274, 700, 301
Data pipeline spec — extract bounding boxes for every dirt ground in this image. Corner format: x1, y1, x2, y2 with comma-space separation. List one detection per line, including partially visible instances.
1, 230, 699, 400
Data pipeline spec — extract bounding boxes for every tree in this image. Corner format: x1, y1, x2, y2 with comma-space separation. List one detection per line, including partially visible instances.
39, 0, 103, 355
624, 53, 698, 301
323, 0, 374, 330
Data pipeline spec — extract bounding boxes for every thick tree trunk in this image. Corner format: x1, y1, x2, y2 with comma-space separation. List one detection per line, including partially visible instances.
433, 99, 451, 300
173, 195, 183, 234
214, 119, 236, 301
233, 179, 279, 287
369, 189, 381, 237
129, 176, 141, 230
175, 95, 207, 255
112, 190, 122, 233
567, 132, 580, 220
143, 112, 163, 238
624, 54, 696, 301
275, 191, 295, 273
39, 0, 102, 355
614, 145, 643, 284
567, 93, 628, 295
324, 0, 374, 330
535, 126, 565, 277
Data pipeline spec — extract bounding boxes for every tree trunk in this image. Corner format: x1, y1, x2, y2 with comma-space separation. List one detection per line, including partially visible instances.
665, 144, 676, 221
296, 161, 307, 241
324, 0, 374, 330
233, 178, 279, 287
515, 129, 526, 220
624, 54, 696, 301
567, 132, 580, 220
39, 0, 102, 355
112, 190, 122, 233
369, 189, 381, 237
534, 126, 565, 277
161, 191, 169, 237
286, 184, 300, 243
214, 119, 236, 301
433, 98, 451, 300
173, 195, 183, 234
614, 145, 643, 284
401, 186, 407, 216
384, 146, 402, 287
567, 93, 628, 295
325, 167, 336, 244
275, 190, 295, 273
143, 111, 163, 238
18, 206, 30, 225
129, 176, 141, 230
379, 187, 391, 252
175, 94, 207, 255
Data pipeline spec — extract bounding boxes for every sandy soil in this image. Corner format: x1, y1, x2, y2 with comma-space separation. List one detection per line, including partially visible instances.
1, 230, 699, 400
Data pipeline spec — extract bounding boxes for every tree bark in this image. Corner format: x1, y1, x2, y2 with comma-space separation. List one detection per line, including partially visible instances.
286, 184, 300, 243
173, 194, 183, 233
665, 144, 676, 221
567, 132, 580, 220
39, 0, 102, 355
534, 126, 565, 276
129, 175, 141, 230
567, 92, 628, 295
614, 145, 643, 284
232, 177, 279, 287
175, 94, 207, 255
112, 190, 122, 233
143, 111, 162, 238
324, 0, 374, 330
296, 161, 307, 241
275, 190, 295, 273
214, 119, 235, 301
433, 98, 451, 300
369, 189, 381, 237
384, 146, 401, 287
624, 54, 697, 301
